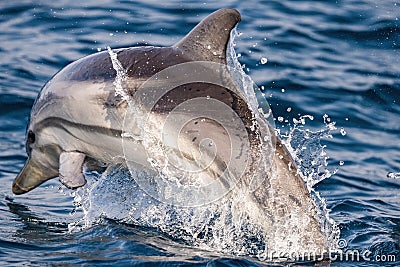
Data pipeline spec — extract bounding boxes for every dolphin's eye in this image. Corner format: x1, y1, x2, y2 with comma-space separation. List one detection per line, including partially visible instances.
27, 130, 36, 144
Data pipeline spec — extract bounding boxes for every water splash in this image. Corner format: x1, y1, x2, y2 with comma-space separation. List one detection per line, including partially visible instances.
227, 28, 275, 128
71, 165, 270, 255
107, 46, 129, 101
281, 114, 339, 187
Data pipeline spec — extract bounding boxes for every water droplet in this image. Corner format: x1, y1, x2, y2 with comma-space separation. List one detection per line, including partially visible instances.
281, 88, 285, 93
340, 128, 346, 136
323, 114, 331, 123
339, 161, 344, 166
97, 47, 101, 52
287, 107, 292, 112
260, 57, 268, 64
278, 117, 284, 122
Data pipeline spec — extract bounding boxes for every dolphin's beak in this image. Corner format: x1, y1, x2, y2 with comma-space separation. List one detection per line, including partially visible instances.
12, 157, 57, 195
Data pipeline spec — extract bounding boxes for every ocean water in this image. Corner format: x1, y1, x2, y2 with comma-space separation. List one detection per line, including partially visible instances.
0, 0, 399, 266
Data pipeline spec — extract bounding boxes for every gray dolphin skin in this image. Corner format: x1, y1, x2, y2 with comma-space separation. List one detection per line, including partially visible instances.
13, 8, 330, 252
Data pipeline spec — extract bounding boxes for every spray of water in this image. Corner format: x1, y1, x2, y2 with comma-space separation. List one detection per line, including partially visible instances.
107, 46, 129, 102
281, 114, 338, 188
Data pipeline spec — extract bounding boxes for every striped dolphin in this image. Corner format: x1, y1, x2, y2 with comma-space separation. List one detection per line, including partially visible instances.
13, 8, 331, 254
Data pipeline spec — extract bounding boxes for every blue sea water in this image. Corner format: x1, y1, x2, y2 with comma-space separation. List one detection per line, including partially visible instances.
0, 0, 399, 266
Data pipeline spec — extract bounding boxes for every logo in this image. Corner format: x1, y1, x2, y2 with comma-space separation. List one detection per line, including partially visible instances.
111, 59, 275, 207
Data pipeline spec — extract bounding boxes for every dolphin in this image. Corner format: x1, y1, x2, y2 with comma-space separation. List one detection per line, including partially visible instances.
13, 8, 331, 254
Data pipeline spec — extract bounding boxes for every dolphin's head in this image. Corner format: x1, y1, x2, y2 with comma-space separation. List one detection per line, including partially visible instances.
12, 124, 61, 194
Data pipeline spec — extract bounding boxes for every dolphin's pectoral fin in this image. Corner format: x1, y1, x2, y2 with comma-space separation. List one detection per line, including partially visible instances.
59, 151, 87, 189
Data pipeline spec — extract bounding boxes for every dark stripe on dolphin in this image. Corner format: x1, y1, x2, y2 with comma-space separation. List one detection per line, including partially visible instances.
35, 117, 122, 139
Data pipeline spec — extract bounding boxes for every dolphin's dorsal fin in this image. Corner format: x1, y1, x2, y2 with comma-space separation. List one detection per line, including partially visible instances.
59, 151, 87, 189
173, 8, 241, 64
